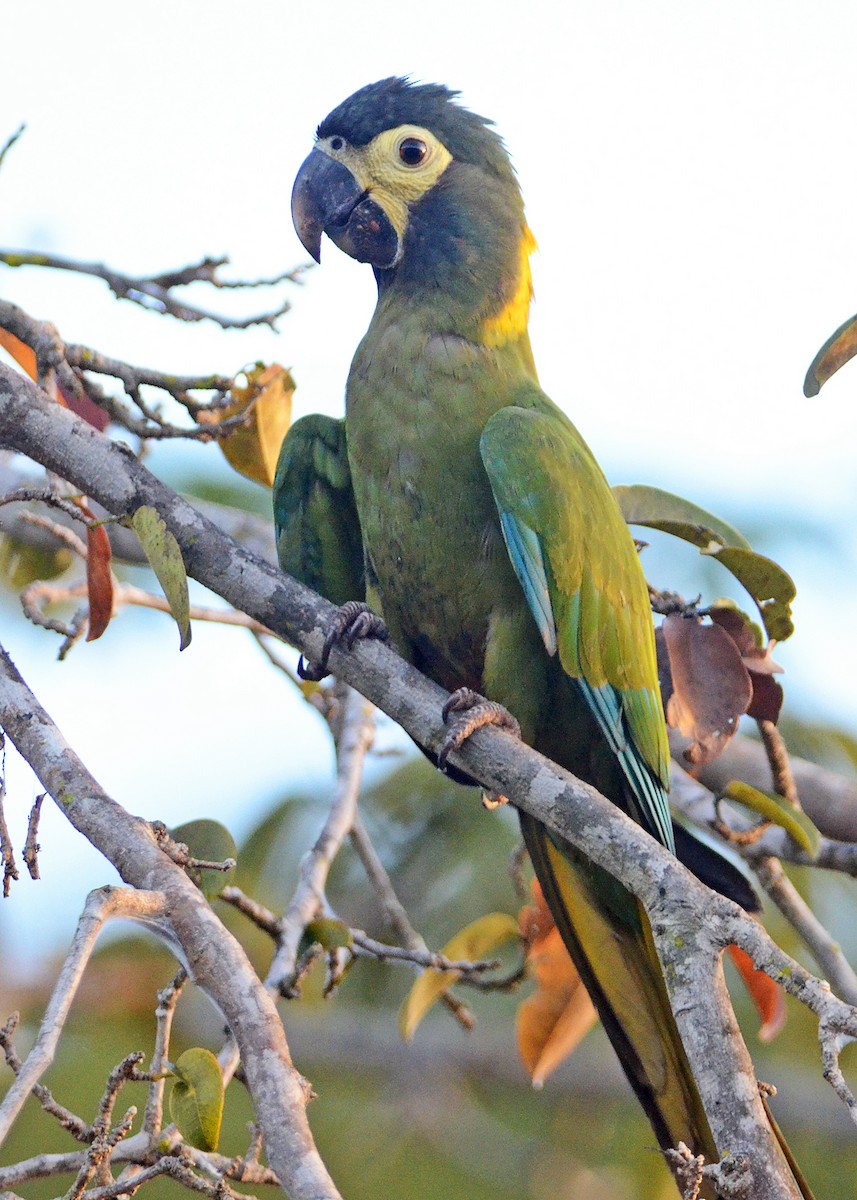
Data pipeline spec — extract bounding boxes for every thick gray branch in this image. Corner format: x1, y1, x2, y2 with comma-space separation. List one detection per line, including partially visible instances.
0, 644, 341, 1199
2, 365, 853, 1198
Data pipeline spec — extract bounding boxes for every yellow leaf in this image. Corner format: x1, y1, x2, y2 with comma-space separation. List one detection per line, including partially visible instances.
212, 363, 294, 487
399, 912, 519, 1041
723, 780, 820, 859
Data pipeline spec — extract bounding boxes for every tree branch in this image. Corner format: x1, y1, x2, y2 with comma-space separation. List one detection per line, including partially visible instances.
0, 251, 305, 330
0, 644, 342, 1199
3, 365, 856, 1197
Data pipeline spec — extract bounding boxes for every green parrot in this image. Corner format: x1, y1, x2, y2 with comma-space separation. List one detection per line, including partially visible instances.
276, 78, 810, 1197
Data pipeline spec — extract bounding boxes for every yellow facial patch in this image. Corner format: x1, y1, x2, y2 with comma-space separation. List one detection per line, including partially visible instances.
316, 125, 452, 244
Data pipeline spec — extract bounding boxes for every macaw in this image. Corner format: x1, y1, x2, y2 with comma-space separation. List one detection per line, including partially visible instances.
276, 78, 810, 1197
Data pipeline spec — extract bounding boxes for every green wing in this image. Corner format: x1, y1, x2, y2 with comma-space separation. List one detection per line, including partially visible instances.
273, 414, 365, 605
480, 400, 672, 848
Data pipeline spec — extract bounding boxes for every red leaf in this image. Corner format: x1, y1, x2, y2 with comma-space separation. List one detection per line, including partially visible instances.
727, 943, 786, 1042
85, 522, 114, 641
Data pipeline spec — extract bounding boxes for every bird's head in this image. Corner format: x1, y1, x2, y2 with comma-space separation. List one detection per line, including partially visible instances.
291, 77, 522, 274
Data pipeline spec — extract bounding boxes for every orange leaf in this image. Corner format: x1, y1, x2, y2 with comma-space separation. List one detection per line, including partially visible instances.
727, 943, 786, 1042
0, 327, 37, 378
0, 326, 109, 429
516, 882, 598, 1087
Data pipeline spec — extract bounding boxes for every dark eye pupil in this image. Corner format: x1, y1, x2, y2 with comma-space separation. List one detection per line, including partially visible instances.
399, 137, 427, 166
330, 136, 344, 151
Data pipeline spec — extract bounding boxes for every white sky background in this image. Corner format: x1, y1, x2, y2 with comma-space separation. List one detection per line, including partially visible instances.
1, 0, 857, 973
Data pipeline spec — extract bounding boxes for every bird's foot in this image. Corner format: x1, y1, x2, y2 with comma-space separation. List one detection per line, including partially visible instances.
298, 601, 389, 681
438, 687, 522, 808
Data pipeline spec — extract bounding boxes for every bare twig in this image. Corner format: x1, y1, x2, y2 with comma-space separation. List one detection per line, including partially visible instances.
0, 1013, 91, 1143
751, 854, 857, 1005
0, 124, 25, 173
0, 250, 303, 329
219, 888, 280, 938
268, 682, 375, 991
19, 577, 276, 652
143, 969, 187, 1138
0, 762, 18, 896
349, 929, 501, 974
0, 887, 167, 1144
348, 815, 479, 1024
757, 718, 801, 809
23, 792, 43, 879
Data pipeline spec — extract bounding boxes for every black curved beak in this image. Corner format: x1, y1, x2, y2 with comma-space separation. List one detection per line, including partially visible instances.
291, 147, 365, 263
291, 146, 401, 270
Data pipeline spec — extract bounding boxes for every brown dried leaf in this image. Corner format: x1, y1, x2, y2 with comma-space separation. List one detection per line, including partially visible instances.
746, 673, 784, 723
710, 606, 784, 722
804, 310, 857, 396
212, 363, 294, 487
727, 942, 786, 1042
661, 612, 752, 764
517, 882, 597, 1087
85, 523, 114, 641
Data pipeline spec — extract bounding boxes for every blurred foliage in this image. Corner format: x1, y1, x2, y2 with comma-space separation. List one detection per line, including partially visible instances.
4, 748, 857, 1198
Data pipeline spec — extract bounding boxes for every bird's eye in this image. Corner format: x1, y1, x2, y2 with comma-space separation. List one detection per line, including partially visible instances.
399, 137, 428, 167
330, 136, 345, 151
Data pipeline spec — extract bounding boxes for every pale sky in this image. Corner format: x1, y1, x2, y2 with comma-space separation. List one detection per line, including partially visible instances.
2, 0, 857, 968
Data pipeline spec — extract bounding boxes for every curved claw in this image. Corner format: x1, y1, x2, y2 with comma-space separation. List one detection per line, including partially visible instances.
438, 687, 522, 771
299, 601, 389, 681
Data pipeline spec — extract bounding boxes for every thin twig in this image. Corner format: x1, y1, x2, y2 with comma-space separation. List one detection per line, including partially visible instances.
23, 792, 44, 879
349, 929, 501, 974
143, 969, 187, 1139
268, 682, 375, 991
0, 1013, 92, 1143
0, 250, 302, 329
219, 888, 280, 938
348, 812, 475, 1028
757, 718, 801, 809
0, 124, 25, 172
750, 855, 857, 1005
0, 764, 18, 896
0, 887, 168, 1144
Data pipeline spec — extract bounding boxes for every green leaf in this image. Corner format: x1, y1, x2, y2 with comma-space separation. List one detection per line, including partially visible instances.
169, 1048, 224, 1151
613, 484, 795, 641
0, 534, 72, 588
130, 505, 191, 649
713, 548, 795, 642
170, 819, 237, 899
613, 484, 751, 551
723, 780, 821, 859
400, 912, 520, 1041
305, 917, 353, 950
